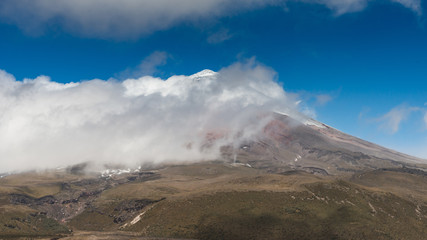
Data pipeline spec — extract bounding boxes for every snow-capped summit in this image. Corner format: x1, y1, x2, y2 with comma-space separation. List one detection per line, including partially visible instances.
190, 69, 217, 80
303, 118, 326, 128
274, 111, 326, 129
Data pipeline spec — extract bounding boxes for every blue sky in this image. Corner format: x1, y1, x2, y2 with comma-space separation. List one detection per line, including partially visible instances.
0, 0, 426, 159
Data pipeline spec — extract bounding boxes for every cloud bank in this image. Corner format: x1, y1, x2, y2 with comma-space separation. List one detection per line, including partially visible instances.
0, 60, 305, 173
0, 0, 420, 39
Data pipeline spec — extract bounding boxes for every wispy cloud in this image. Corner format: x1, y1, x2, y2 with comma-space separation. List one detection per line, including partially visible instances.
423, 110, 427, 129
310, 0, 368, 15
315, 94, 333, 106
377, 104, 420, 134
358, 107, 370, 121
117, 51, 170, 79
207, 28, 233, 44
296, 90, 338, 107
0, 0, 421, 39
307, 0, 421, 15
289, 90, 336, 120
391, 0, 422, 14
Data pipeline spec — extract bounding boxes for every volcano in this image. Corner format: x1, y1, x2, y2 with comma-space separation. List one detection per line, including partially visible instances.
0, 113, 427, 240
225, 113, 425, 175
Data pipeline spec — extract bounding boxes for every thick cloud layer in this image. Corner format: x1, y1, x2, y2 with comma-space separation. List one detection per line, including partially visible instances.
0, 61, 305, 172
0, 0, 420, 39
0, 0, 275, 39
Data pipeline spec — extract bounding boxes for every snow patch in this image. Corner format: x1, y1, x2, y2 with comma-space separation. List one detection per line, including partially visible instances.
231, 162, 252, 168
190, 69, 217, 80
100, 167, 141, 178
368, 202, 377, 215
0, 172, 12, 178
303, 119, 326, 128
122, 205, 155, 229
274, 111, 326, 129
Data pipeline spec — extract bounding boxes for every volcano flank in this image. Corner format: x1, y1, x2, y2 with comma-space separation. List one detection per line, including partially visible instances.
1, 112, 427, 240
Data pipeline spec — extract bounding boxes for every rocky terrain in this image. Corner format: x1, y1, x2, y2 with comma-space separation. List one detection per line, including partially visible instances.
1, 113, 427, 239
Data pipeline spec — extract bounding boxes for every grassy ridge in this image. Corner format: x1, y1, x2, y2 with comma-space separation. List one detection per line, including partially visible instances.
123, 182, 426, 240
0, 205, 70, 238
0, 163, 427, 239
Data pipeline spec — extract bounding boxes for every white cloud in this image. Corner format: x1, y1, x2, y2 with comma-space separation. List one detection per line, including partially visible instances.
0, 60, 307, 172
377, 104, 419, 134
0, 0, 421, 39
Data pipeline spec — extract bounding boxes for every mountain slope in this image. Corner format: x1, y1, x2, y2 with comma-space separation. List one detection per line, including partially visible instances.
225, 113, 426, 175
0, 113, 426, 239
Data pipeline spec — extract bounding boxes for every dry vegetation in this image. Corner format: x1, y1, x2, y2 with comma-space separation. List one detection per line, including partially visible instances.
0, 162, 426, 239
